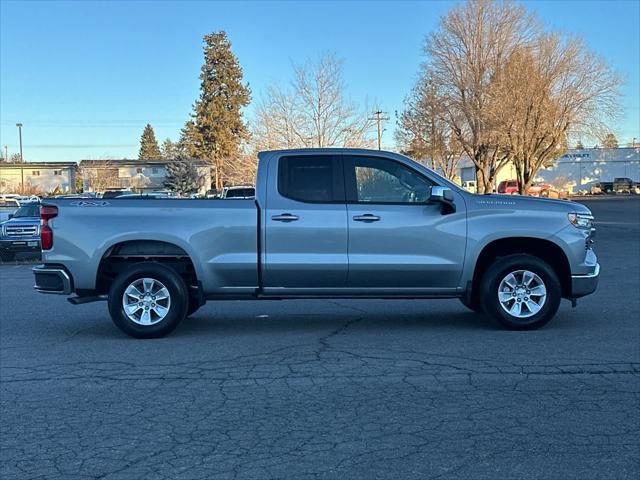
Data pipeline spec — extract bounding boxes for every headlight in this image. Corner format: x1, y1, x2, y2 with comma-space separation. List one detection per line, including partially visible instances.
568, 212, 594, 229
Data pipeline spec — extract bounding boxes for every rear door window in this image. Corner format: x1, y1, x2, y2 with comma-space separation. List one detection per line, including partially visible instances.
278, 155, 344, 203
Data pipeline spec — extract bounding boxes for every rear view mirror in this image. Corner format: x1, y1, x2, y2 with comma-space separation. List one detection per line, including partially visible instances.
428, 186, 456, 214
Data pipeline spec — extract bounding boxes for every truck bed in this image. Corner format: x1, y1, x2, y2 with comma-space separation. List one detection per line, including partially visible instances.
42, 198, 259, 294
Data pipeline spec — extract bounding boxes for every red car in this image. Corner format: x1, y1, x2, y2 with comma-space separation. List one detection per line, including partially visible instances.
497, 180, 519, 194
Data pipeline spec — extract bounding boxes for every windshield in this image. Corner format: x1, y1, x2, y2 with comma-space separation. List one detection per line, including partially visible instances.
13, 204, 40, 218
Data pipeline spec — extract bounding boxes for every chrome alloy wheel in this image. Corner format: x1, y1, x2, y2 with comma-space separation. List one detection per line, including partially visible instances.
498, 270, 547, 319
122, 278, 171, 325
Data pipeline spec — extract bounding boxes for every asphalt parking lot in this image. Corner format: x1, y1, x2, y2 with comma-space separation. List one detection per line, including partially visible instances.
1, 196, 639, 480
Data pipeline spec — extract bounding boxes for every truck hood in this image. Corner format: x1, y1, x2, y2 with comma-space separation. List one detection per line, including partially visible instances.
2, 216, 40, 226
476, 194, 592, 214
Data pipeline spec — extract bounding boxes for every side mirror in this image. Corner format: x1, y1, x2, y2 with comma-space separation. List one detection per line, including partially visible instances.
428, 186, 456, 214
8, 213, 13, 219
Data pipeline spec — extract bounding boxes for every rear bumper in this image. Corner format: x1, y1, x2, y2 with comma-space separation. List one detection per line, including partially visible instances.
571, 263, 600, 298
33, 265, 73, 295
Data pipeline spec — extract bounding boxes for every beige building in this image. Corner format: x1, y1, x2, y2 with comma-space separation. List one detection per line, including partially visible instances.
80, 159, 212, 195
0, 162, 78, 194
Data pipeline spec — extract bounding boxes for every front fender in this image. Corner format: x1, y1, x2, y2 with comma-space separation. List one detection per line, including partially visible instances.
459, 207, 571, 289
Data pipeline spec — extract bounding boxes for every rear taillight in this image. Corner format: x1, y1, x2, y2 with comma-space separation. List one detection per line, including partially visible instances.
40, 205, 58, 250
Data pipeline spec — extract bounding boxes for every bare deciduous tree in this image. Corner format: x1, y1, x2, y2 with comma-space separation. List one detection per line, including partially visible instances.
251, 54, 375, 151
424, 0, 539, 193
82, 162, 120, 192
602, 133, 619, 148
251, 86, 307, 151
491, 34, 621, 194
223, 148, 258, 186
397, 73, 465, 180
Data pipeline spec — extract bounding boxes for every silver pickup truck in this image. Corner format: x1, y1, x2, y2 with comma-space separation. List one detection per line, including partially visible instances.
33, 149, 599, 338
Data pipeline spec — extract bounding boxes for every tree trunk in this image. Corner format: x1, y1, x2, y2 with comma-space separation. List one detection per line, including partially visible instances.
475, 165, 493, 194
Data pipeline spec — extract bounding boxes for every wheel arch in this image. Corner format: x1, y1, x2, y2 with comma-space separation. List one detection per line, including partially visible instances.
469, 237, 571, 299
95, 239, 199, 295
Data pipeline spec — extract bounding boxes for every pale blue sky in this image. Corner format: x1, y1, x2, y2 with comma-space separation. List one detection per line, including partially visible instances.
1, 0, 639, 162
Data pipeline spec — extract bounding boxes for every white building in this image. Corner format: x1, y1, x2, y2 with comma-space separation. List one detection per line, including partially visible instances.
0, 162, 78, 194
80, 159, 212, 195
457, 147, 640, 192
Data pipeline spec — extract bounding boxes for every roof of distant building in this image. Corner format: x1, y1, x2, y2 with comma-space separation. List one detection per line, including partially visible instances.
0, 162, 78, 168
79, 159, 207, 167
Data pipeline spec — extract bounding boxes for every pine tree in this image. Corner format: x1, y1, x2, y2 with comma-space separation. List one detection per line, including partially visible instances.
189, 31, 251, 189
163, 160, 199, 195
161, 139, 179, 160
602, 133, 619, 148
178, 120, 200, 159
138, 124, 162, 159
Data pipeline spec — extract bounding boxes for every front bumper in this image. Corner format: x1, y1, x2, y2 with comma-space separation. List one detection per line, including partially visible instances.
571, 263, 600, 298
33, 265, 73, 295
0, 239, 40, 253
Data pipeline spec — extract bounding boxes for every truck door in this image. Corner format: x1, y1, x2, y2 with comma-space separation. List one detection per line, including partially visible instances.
262, 154, 348, 291
343, 155, 466, 292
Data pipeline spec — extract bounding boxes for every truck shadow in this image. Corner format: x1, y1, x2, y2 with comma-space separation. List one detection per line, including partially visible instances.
175, 309, 498, 338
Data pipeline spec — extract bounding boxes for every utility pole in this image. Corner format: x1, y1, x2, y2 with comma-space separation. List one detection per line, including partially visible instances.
369, 110, 389, 150
16, 123, 24, 194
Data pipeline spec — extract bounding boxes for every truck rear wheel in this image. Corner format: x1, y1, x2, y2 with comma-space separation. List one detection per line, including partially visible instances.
480, 254, 561, 330
108, 262, 188, 338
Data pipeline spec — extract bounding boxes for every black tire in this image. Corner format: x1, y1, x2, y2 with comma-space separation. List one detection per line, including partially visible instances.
479, 254, 561, 330
459, 295, 483, 314
107, 262, 189, 338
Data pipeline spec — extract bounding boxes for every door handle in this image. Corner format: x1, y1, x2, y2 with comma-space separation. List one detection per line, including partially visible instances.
271, 213, 299, 222
353, 214, 381, 222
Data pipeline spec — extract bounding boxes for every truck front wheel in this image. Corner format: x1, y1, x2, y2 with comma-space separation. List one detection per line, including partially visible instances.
108, 262, 189, 338
479, 254, 561, 330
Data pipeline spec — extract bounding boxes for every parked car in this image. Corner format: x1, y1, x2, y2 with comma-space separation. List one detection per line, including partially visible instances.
0, 194, 21, 201
1, 194, 40, 204
497, 180, 519, 194
147, 190, 179, 198
115, 193, 179, 199
0, 202, 41, 261
573, 181, 603, 196
612, 177, 640, 194
221, 186, 255, 199
51, 194, 97, 199
0, 198, 20, 223
461, 180, 477, 193
17, 195, 41, 204
598, 178, 640, 194
102, 190, 134, 199
529, 183, 560, 199
33, 148, 599, 338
